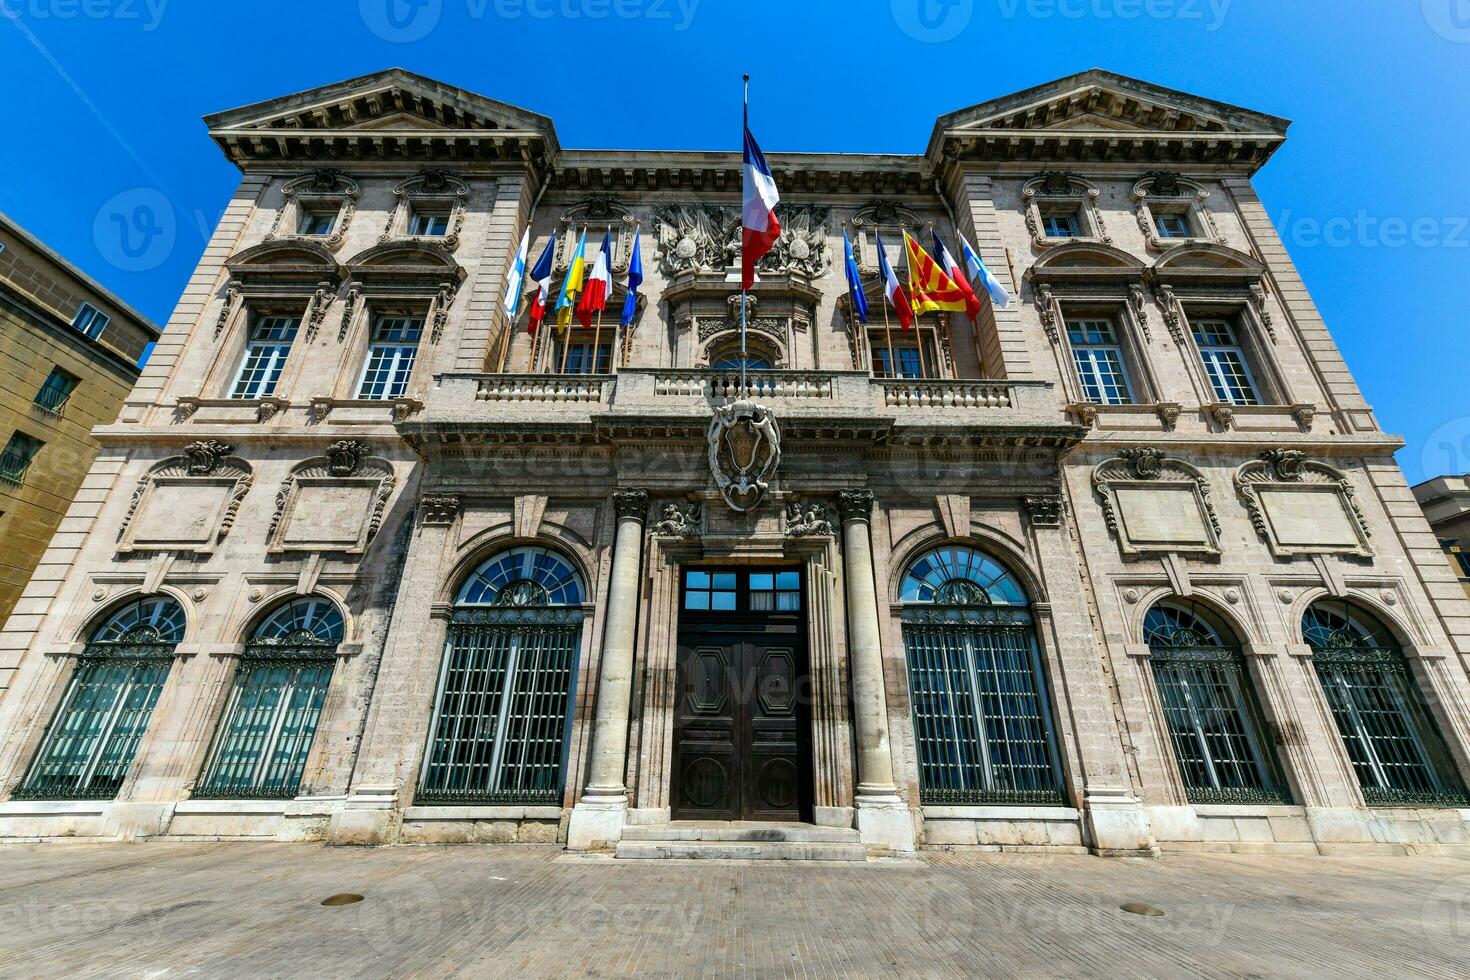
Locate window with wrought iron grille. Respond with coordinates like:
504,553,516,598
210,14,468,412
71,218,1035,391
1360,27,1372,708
195,597,343,800
1303,600,1468,807
356,316,424,400
1068,317,1134,405
1193,318,1261,406
0,430,43,487
1144,601,1289,804
900,545,1065,805
33,368,78,416
230,314,300,400
418,547,584,805
15,596,184,800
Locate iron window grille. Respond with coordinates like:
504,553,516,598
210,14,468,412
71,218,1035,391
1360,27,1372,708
1144,603,1290,805
33,369,78,416
0,432,43,487
418,547,584,806
356,316,424,400
900,546,1066,806
1304,602,1468,808
194,597,344,800
15,597,184,801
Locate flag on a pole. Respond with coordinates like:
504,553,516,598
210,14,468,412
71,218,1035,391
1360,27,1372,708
621,228,643,327
903,231,970,316
576,229,613,328
960,233,1011,308
555,229,587,331
526,232,557,334
874,231,913,330
931,230,982,321
741,115,781,290
503,227,530,316
843,229,868,324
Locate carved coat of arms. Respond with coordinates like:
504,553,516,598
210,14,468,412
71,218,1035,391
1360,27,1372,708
707,399,781,512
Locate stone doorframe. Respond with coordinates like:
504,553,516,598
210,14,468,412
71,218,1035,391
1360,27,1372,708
625,529,856,828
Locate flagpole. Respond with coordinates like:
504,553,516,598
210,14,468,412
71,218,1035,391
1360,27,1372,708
559,224,586,374
879,228,897,379
615,221,639,371
740,73,750,395
590,225,610,374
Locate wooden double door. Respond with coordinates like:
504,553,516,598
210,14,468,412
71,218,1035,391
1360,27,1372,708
672,568,812,822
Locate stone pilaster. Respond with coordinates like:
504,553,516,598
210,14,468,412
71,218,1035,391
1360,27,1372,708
836,489,915,853
567,488,648,850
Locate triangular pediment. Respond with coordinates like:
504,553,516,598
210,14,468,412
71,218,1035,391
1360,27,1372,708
936,69,1288,137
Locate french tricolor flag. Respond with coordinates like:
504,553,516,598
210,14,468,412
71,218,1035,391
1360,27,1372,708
741,120,780,290
874,231,913,331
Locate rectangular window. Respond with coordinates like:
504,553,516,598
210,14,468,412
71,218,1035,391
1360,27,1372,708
71,303,110,340
1068,318,1134,405
748,571,801,612
872,342,924,379
1443,541,1470,581
1041,210,1081,238
230,315,300,400
33,368,78,415
557,340,612,376
356,316,424,400
297,208,337,236
0,431,43,486
1154,212,1193,238
684,570,738,611
1194,318,1261,406
410,209,450,237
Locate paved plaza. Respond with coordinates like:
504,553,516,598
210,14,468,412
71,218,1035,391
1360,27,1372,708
1,844,1468,978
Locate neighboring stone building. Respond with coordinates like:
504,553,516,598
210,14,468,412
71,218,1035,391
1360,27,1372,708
0,212,159,630
1412,474,1470,600
1,68,1468,857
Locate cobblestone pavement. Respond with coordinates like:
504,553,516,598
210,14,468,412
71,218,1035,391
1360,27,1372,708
2,843,1469,978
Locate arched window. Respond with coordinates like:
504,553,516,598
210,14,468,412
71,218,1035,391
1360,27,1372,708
899,545,1064,805
1144,601,1288,804
1304,600,1467,807
195,596,344,799
419,546,585,805
16,596,184,800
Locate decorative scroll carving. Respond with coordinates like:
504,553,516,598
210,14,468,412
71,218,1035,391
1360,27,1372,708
653,203,738,276
1034,283,1062,344
1235,451,1372,558
1128,283,1152,342
1156,402,1182,431
326,440,370,477
1248,283,1277,343
1292,406,1316,433
651,501,703,538
1210,405,1235,432
382,171,471,251
118,444,253,553
558,197,638,273
850,200,924,231
268,448,396,553
214,282,241,340
1023,495,1063,528
698,295,787,345
1131,172,1225,252
784,500,833,538
708,400,781,512
338,284,361,342
1155,283,1186,343
304,281,334,342
1022,173,1110,249
266,170,360,251
418,493,461,526
1093,448,1221,557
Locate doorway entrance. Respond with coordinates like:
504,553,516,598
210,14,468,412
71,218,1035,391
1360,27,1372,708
672,567,812,822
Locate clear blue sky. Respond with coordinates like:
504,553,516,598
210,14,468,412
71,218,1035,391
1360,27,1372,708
3,0,1467,482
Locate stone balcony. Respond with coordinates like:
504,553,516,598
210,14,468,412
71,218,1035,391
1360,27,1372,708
402,369,1080,451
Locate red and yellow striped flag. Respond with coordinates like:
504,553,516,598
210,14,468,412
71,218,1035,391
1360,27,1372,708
903,231,970,315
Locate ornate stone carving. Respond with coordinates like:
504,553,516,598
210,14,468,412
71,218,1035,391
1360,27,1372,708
557,197,637,272
1128,283,1152,342
256,400,283,423
214,282,241,339
118,446,254,553
1130,172,1225,252
784,500,833,538
1034,283,1062,344
612,488,650,522
1235,452,1372,558
1248,283,1276,342
835,488,874,522
1092,449,1221,557
651,501,703,538
1023,495,1064,528
267,170,360,251
268,449,396,553
1210,405,1235,432
418,493,461,526
183,440,234,476
1022,173,1109,249
1155,283,1186,343
326,440,370,477
338,284,361,342
1292,405,1316,433
1156,403,1182,431
850,200,924,232
304,280,334,342
708,401,781,512
762,205,831,280
1120,446,1166,479
430,280,457,344
382,171,471,251
653,203,737,276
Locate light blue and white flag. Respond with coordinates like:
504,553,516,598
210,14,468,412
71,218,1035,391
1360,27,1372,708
502,226,530,315
959,233,1011,309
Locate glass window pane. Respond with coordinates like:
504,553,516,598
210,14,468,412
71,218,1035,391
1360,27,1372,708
749,574,774,591
686,571,710,589
712,573,736,590
776,572,799,590
685,591,710,611
711,591,736,611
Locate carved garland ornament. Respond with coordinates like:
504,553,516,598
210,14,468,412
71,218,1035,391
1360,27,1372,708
1092,447,1222,557
265,170,361,251
267,441,395,549
708,399,781,512
118,441,254,548
1130,172,1225,252
382,171,471,252
1022,172,1110,250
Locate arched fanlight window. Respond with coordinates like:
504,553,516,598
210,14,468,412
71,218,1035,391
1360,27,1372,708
1303,600,1467,807
419,546,585,805
16,596,184,800
195,596,344,799
899,545,1064,805
1144,601,1288,804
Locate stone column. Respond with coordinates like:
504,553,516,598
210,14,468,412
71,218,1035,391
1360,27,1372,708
567,488,648,850
836,489,915,852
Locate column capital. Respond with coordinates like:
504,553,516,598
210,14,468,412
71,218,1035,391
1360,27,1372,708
611,488,649,522
1023,494,1064,528
836,488,875,523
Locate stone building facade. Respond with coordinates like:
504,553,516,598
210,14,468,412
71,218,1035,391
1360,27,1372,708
1,68,1468,856
0,212,159,629
1413,474,1470,601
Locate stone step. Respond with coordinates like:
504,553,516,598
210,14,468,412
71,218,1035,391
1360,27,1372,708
621,821,861,844
614,839,869,862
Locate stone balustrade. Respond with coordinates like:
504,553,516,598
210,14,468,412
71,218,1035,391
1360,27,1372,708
877,380,1016,409
475,374,608,404
652,370,836,402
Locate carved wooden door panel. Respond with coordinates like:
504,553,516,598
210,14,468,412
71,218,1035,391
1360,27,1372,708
672,636,739,820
